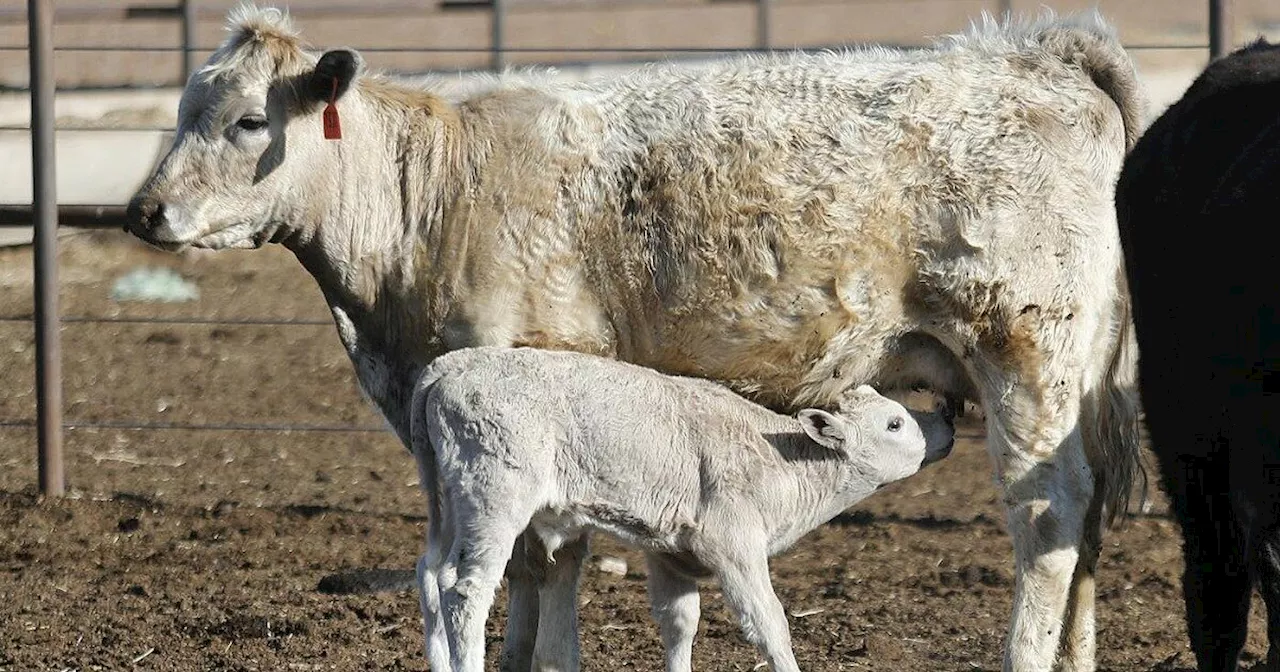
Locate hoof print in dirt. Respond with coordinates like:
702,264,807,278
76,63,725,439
316,568,416,595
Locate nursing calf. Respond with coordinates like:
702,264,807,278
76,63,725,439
1116,38,1280,672
411,347,955,672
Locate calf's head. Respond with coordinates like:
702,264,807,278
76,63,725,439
126,7,363,251
797,384,955,483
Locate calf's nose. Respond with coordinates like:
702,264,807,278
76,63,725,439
922,434,954,467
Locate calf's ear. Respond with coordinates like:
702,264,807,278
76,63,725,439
309,48,362,103
798,409,848,455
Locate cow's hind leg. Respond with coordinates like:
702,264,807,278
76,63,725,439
1058,476,1105,672
1241,418,1280,669
989,419,1093,672
1170,453,1251,672
975,354,1097,672
1257,521,1280,670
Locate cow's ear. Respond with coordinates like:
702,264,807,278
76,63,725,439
798,409,848,456
309,48,362,103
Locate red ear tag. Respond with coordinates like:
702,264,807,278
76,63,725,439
323,76,342,140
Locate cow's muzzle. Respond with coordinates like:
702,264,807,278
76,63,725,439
124,195,165,239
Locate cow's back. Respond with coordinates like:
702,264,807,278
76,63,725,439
542,18,1139,408
1117,39,1280,456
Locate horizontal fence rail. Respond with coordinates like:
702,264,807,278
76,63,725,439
0,0,771,24
0,315,333,326
0,419,389,433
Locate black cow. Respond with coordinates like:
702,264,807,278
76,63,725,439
1116,39,1280,672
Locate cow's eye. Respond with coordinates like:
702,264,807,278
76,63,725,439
887,417,903,432
236,115,268,132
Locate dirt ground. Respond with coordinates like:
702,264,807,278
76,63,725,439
0,231,1271,671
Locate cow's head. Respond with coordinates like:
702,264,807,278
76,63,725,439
126,5,363,250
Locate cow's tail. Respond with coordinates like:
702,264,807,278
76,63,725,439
1037,12,1148,523
1021,10,1149,151
1084,281,1147,527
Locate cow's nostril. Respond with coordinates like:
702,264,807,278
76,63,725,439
125,196,165,233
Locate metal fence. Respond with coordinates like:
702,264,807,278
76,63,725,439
9,0,1239,496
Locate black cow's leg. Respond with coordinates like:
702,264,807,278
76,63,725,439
1167,452,1251,672
1241,391,1280,670
1245,457,1280,669
1255,522,1280,670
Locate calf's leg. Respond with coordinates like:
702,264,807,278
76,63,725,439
417,552,451,671
713,551,799,672
531,534,590,672
441,520,526,672
501,534,541,671
646,553,701,672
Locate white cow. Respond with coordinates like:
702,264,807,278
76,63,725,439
412,346,956,672
125,5,1145,671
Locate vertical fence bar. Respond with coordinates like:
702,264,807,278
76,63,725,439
27,0,64,497
757,0,772,50
491,0,506,71
1209,0,1231,60
180,0,196,84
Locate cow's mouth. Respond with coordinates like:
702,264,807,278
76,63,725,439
190,225,282,250
123,213,253,252
124,226,190,253
187,221,269,250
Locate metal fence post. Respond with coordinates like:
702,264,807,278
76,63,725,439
1209,0,1231,60
491,0,506,72
757,0,772,50
27,0,64,497
180,0,196,83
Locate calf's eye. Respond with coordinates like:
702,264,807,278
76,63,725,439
236,115,269,132
887,417,903,432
